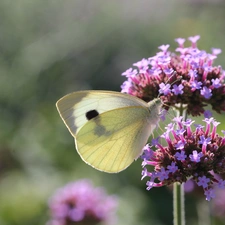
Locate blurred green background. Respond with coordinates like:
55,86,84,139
1,0,225,225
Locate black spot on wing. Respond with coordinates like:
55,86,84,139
86,109,112,137
86,110,99,120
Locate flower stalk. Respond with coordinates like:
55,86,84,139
173,183,185,225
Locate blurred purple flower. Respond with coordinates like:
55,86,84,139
212,188,225,219
188,35,200,48
47,179,118,225
184,180,195,193
204,110,212,118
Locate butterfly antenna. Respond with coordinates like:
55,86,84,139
169,72,182,86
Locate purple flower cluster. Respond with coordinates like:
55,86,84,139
121,35,225,116
141,116,225,201
47,179,117,225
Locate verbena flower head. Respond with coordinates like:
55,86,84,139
47,179,118,225
141,117,225,201
121,35,225,116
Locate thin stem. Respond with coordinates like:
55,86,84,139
173,105,186,225
173,183,185,225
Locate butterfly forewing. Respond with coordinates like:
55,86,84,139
75,106,155,173
56,91,148,137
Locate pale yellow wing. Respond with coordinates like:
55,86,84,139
56,90,148,137
75,106,158,173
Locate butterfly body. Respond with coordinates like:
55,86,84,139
56,90,162,173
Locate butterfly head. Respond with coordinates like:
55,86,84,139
147,98,163,117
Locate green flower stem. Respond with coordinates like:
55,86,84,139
173,183,185,225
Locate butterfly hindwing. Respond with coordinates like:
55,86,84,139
75,106,155,173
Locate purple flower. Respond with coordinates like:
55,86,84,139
204,188,215,201
188,70,198,80
204,110,212,118
198,135,211,145
175,140,186,150
121,68,137,77
175,38,186,47
175,151,187,161
141,145,155,160
212,48,222,55
172,84,184,95
197,176,210,188
167,162,178,173
133,58,149,69
159,83,171,95
146,180,155,190
203,117,215,124
175,128,185,136
157,55,171,66
198,135,211,154
188,35,200,43
173,116,183,124
212,78,222,88
200,86,212,99
158,44,170,52
163,67,174,75
194,124,204,130
188,35,200,48
190,80,202,90
151,137,160,146
218,179,225,189
47,180,118,225
182,118,194,127
120,81,132,93
158,168,170,181
165,123,175,132
189,150,203,162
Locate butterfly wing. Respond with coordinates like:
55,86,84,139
56,90,148,137
75,106,158,173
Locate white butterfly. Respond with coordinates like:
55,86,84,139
56,90,162,173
